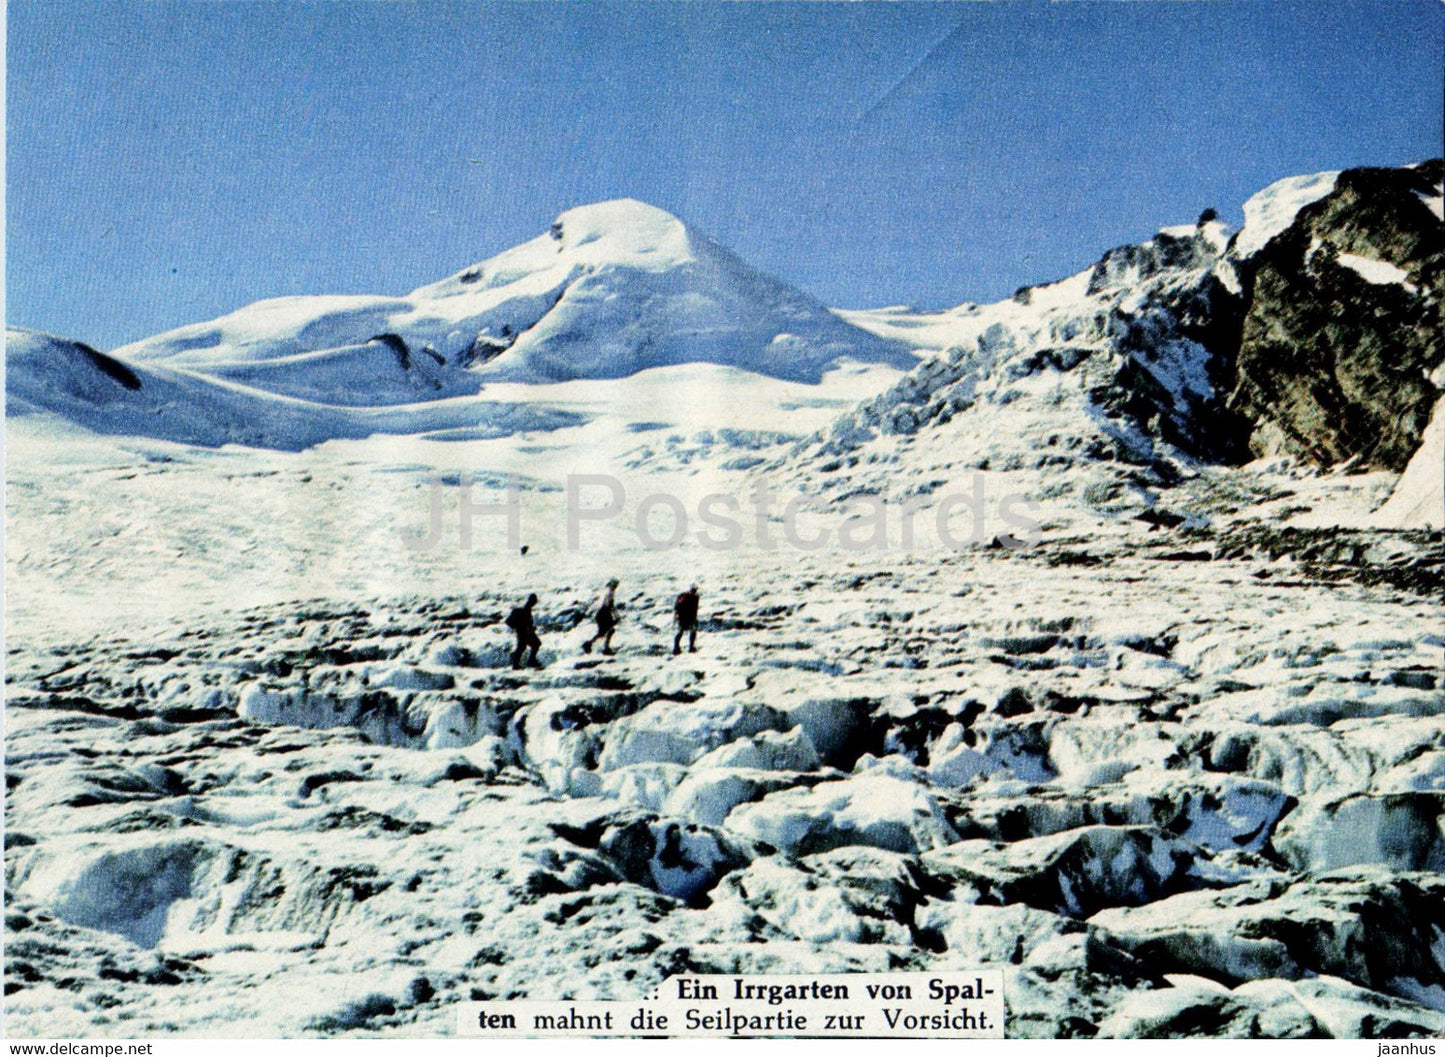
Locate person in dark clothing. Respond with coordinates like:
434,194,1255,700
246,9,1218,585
582,578,620,655
673,584,700,655
506,593,542,669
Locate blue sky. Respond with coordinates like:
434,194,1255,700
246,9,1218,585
7,1,1443,350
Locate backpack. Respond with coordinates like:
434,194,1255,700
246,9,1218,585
505,607,526,631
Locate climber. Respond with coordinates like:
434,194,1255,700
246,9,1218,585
673,584,700,656
506,593,542,669
582,577,620,655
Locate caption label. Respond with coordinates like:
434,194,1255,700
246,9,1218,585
457,971,1004,1038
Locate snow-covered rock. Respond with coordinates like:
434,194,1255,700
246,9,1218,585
723,774,957,855
1233,171,1341,259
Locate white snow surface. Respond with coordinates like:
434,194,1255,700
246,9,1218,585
1337,252,1413,288
6,326,905,454
7,487,1442,1035
110,198,915,387
1234,171,1340,259
1372,396,1444,529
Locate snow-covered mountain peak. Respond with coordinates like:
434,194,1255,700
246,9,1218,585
89,194,914,395
413,198,696,303
1233,170,1340,259
549,198,694,263
12,197,916,447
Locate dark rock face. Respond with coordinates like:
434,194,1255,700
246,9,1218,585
1227,162,1443,471
1099,248,1253,463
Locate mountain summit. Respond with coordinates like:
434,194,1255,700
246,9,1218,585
112,198,915,388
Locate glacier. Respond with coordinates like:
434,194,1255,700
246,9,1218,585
5,163,1443,1039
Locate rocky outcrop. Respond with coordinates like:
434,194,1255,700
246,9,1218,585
799,161,1443,508
798,219,1250,472
1227,162,1444,471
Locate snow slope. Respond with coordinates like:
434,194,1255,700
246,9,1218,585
1232,171,1340,259
5,329,584,451
115,199,916,386
1372,397,1444,529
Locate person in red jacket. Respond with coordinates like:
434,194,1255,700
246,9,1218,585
673,584,700,656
